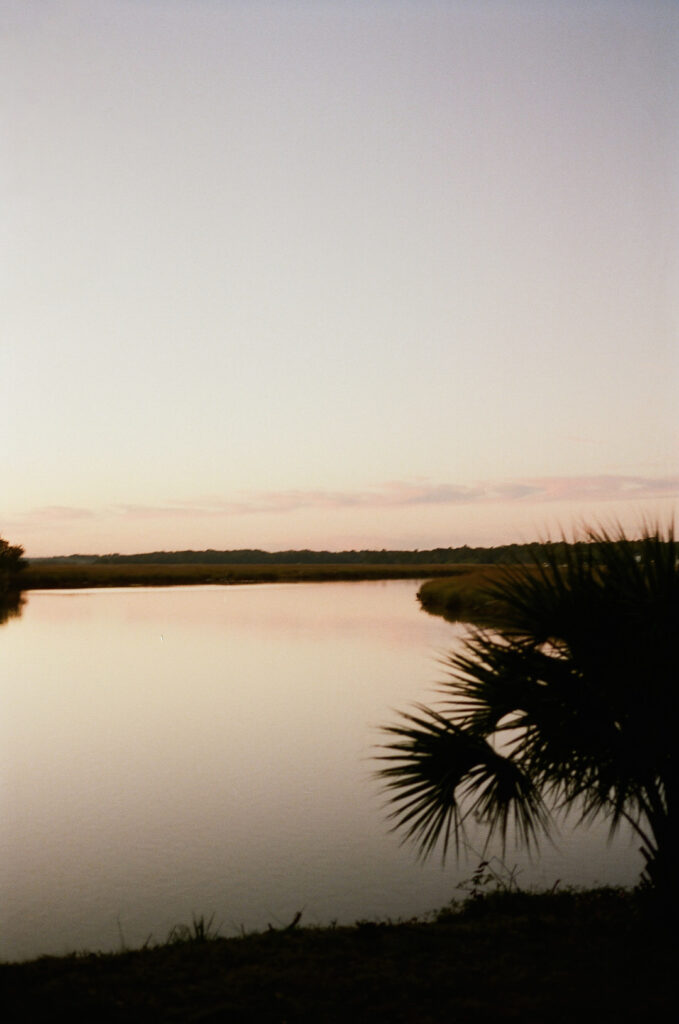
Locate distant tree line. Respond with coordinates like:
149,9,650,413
29,539,656,567
95,546,543,565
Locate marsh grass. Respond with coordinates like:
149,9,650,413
20,562,464,590
416,565,510,624
166,913,220,945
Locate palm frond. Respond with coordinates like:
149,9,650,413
377,705,548,860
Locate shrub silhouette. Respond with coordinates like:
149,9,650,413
379,525,678,897
0,536,25,594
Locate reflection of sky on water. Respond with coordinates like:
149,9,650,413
0,583,640,961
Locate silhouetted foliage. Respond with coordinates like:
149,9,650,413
0,536,26,593
379,525,679,898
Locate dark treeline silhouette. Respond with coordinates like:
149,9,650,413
28,539,659,567
94,546,536,565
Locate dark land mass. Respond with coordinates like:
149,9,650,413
20,561,473,590
2,890,673,1022
416,567,512,624
28,539,626,567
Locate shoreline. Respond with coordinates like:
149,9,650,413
2,889,673,1020
416,566,509,624
18,562,471,591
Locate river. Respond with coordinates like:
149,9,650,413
0,581,641,961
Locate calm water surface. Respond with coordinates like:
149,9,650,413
1,581,641,961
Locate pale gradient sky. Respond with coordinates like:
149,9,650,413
3,0,678,556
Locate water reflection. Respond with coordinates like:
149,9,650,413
0,590,24,626
0,582,641,962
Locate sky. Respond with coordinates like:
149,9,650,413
3,0,678,556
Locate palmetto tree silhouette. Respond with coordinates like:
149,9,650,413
378,525,678,896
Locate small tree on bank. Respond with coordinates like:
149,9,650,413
0,536,26,593
378,525,678,898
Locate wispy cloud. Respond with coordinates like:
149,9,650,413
521,475,679,502
110,475,679,519
13,474,678,527
25,505,97,521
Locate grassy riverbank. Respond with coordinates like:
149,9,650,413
19,560,518,633
20,562,466,590
416,565,509,623
1,889,672,1022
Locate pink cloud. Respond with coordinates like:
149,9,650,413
113,475,679,518
15,474,678,528
522,475,679,503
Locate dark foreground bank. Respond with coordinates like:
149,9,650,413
1,890,674,1022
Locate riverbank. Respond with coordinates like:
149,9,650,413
19,562,469,590
1,889,672,1021
416,565,509,623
